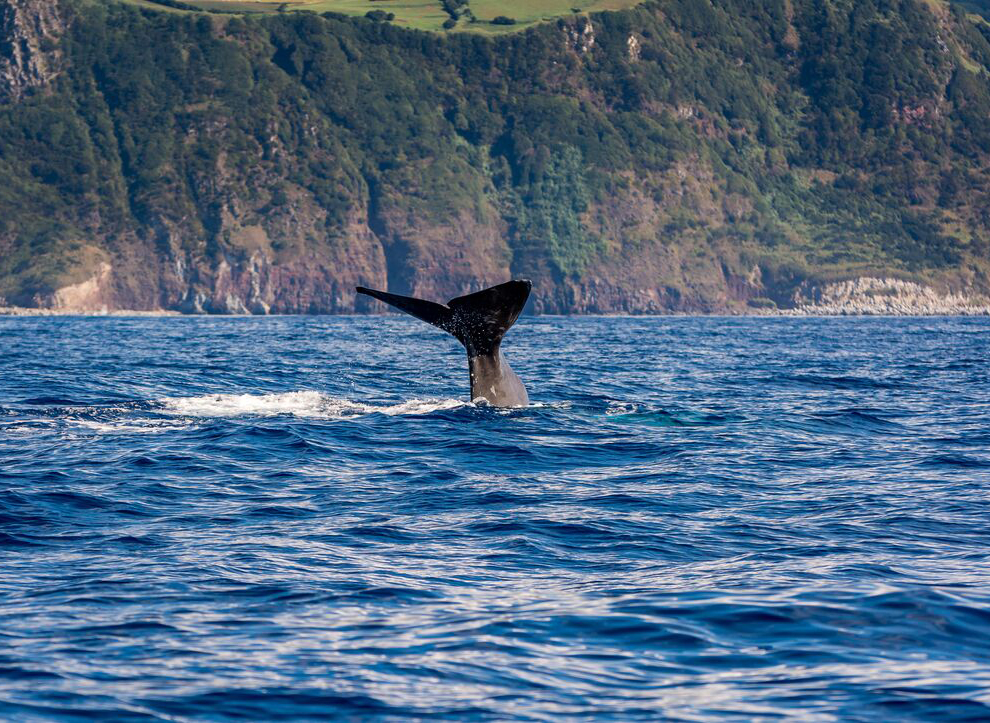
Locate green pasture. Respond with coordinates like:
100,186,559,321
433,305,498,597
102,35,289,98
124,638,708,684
301,0,448,31
118,0,194,12
468,0,643,32
116,0,644,32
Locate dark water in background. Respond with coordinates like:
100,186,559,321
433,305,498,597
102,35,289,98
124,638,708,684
1,315,989,721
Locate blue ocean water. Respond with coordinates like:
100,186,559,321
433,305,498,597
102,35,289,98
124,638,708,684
1,315,989,721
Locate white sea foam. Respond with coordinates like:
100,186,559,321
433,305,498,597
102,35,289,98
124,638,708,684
159,391,470,419
2,424,53,435
69,419,190,434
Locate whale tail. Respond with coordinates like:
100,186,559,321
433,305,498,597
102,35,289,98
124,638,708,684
356,280,531,356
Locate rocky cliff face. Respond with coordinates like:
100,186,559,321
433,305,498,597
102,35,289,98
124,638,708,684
786,277,990,315
0,0,63,102
2,0,990,314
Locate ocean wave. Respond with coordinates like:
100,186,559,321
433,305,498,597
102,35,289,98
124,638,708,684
159,391,470,419
3,316,990,719
68,419,191,434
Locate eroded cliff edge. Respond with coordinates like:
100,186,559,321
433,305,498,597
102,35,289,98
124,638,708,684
2,0,990,314
0,0,63,102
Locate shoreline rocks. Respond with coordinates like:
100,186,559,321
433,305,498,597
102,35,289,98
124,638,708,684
0,307,183,316
782,277,990,316
4,280,990,318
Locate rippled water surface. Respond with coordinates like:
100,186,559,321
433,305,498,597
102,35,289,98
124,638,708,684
2,315,990,720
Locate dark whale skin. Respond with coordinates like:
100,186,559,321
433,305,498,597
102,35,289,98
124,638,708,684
356,280,531,407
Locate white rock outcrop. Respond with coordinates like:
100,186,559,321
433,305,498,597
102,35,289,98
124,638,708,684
788,277,990,315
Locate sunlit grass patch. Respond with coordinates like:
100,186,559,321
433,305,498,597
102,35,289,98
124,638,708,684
115,0,644,33
469,0,640,26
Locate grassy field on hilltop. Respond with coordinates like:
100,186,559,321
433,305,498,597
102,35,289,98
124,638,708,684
297,0,446,30
118,0,194,12
118,0,644,31
469,0,639,24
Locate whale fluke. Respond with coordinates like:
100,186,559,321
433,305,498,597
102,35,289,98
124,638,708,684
355,286,451,328
356,280,532,407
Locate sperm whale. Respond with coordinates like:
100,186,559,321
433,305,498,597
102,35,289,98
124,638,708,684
356,280,532,407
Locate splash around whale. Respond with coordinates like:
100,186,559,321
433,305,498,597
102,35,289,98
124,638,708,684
356,280,532,408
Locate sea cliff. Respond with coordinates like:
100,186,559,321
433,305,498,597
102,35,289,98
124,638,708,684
2,0,990,314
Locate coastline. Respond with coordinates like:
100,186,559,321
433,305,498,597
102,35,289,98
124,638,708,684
5,276,989,318
3,308,989,318
0,307,184,317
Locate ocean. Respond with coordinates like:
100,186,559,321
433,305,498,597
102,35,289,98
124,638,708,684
1,315,989,720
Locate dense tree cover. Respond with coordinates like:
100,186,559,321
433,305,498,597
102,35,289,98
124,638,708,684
2,0,990,305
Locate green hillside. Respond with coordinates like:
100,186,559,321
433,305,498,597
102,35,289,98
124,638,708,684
1,0,990,313
119,0,646,33
955,0,990,18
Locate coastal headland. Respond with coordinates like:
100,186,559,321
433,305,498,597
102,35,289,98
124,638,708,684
2,0,990,314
